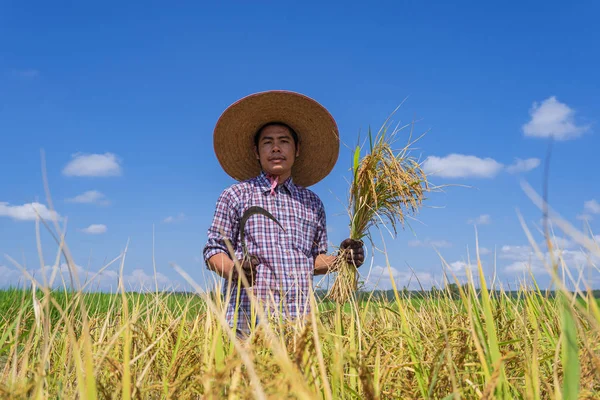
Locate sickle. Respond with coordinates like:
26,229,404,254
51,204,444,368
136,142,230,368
240,206,285,260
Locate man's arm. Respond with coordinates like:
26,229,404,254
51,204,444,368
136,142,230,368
311,197,333,275
203,189,240,276
207,253,235,279
314,254,337,275
314,239,366,275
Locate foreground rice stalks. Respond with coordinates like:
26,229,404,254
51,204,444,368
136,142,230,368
1,233,599,399
1,174,599,398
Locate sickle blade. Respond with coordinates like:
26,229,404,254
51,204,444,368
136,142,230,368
240,206,285,256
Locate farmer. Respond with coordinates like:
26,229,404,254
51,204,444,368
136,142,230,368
203,90,364,335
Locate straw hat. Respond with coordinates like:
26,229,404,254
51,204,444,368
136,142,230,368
213,90,340,188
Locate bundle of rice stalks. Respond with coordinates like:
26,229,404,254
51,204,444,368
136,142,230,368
327,113,431,303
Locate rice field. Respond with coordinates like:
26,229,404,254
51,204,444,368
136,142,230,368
1,232,599,399
1,140,599,398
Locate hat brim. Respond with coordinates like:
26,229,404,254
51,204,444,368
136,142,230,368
213,90,340,188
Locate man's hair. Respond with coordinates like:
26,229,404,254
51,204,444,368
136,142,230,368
253,122,299,149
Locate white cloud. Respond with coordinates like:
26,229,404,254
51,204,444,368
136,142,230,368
125,269,173,291
479,247,492,255
66,190,110,206
64,265,175,291
80,224,107,234
549,237,576,250
505,261,544,274
62,153,122,177
448,261,472,274
408,239,452,248
0,202,61,221
0,263,183,292
506,158,541,174
522,96,590,141
468,214,491,225
0,265,21,283
500,245,534,261
501,241,600,278
423,154,504,178
164,213,186,224
560,249,598,266
584,200,600,214
363,265,437,290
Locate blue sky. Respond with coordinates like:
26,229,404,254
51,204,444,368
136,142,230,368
1,1,599,292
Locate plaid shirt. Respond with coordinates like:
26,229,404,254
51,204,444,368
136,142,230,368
203,171,328,331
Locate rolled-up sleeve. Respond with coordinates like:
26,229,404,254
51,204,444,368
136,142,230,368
311,200,329,259
203,189,240,265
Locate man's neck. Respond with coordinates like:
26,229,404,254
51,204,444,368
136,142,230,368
265,171,291,184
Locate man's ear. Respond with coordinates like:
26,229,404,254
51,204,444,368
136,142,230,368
254,146,260,160
295,142,300,158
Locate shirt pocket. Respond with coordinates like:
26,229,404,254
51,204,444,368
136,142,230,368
291,214,319,258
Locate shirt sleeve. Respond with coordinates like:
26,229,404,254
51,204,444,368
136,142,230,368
311,199,329,258
203,189,240,265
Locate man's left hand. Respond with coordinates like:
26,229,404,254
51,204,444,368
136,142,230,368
339,238,365,268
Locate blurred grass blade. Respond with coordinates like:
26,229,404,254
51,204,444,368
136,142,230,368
352,145,360,184
560,295,580,400
475,240,507,398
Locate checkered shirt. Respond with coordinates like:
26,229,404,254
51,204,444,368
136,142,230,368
203,171,328,331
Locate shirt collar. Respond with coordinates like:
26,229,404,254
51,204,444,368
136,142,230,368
256,171,297,196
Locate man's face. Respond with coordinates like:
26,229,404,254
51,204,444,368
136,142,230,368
254,124,300,179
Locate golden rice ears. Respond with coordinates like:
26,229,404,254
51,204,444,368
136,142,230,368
328,116,431,303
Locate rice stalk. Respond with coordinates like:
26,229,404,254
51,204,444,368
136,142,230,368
328,112,431,303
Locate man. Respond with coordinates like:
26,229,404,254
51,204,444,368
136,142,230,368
203,90,364,335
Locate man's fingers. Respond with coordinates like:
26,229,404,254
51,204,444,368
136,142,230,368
341,238,364,249
343,250,365,266
344,248,364,258
350,242,364,250
340,238,353,248
339,239,365,267
239,255,259,271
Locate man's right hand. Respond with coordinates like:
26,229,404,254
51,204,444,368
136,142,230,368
232,255,260,287
207,253,259,287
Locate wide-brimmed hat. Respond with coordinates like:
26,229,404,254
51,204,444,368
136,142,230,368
213,90,340,188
